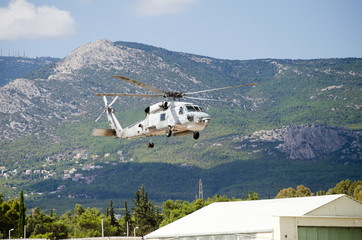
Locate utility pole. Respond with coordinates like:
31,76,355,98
101,219,104,240
9,229,14,240
199,179,203,200
134,226,139,237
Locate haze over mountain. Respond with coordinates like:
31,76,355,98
0,39,361,212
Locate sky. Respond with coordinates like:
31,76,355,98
0,0,361,60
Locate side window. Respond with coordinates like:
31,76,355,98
160,113,166,121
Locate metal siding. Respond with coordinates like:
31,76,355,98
306,227,318,240
317,228,329,240
298,227,362,240
351,228,362,240
329,227,341,240
298,227,306,240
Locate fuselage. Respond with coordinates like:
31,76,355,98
121,101,210,139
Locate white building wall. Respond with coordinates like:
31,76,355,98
273,216,297,240
307,197,362,217
273,216,362,240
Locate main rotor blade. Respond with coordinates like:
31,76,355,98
114,75,166,94
184,96,232,102
184,82,258,95
96,93,162,98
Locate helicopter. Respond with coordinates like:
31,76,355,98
92,75,257,148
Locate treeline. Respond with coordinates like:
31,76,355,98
1,180,361,239
275,179,362,200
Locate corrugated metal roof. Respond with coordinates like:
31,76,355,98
145,194,346,239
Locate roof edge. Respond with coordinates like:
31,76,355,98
145,229,272,239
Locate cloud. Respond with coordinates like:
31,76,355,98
132,0,198,17
0,0,76,40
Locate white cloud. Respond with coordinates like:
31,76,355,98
0,0,77,40
132,0,198,17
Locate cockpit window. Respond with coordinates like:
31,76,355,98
185,105,204,112
186,106,195,112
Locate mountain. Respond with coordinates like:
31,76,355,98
234,124,361,160
0,56,59,87
0,39,361,213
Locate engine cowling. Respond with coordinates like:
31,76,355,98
145,102,169,114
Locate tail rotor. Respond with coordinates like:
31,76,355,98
95,96,118,122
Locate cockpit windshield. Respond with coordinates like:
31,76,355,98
185,105,204,112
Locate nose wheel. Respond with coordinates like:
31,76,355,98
193,131,200,140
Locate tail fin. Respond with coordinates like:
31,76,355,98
94,96,123,137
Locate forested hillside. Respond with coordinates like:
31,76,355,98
0,56,59,86
0,39,361,213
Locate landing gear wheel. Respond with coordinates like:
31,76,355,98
165,128,172,137
147,142,154,148
193,131,200,140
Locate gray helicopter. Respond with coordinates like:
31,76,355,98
93,75,257,148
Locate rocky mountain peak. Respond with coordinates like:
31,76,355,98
52,39,144,75
0,78,42,114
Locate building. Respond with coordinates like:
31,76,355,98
145,194,362,240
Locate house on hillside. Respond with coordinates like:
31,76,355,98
145,194,362,240
0,166,6,175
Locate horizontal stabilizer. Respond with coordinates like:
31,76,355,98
92,128,117,137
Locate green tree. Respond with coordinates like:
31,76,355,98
244,192,260,200
132,185,163,236
326,179,362,200
59,211,75,237
26,207,48,235
316,189,326,196
18,189,26,238
275,187,297,198
74,204,85,218
353,185,362,201
0,198,20,238
73,207,102,237
119,201,133,235
73,207,117,238
275,185,313,198
160,200,195,227
109,199,117,227
295,185,314,197
326,179,352,195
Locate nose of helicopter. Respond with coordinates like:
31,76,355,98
195,113,211,126
203,118,210,125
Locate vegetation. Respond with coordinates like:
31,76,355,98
18,190,26,238
1,180,360,239
275,180,362,201
0,56,59,86
1,155,361,214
